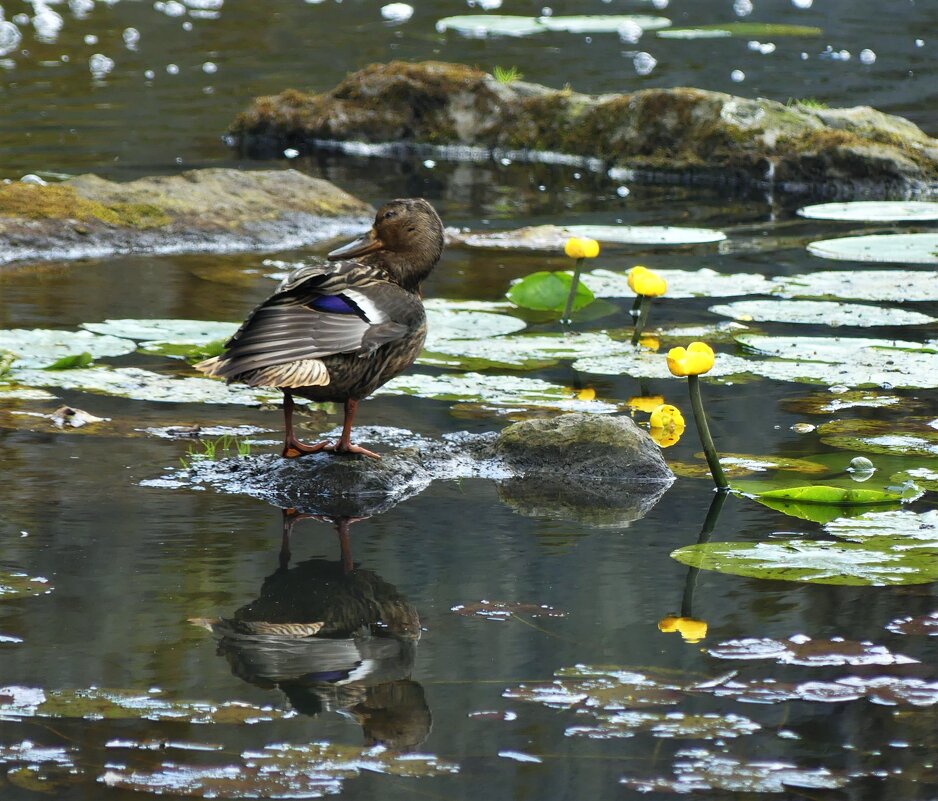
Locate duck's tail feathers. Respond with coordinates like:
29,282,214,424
194,355,224,376
195,355,330,389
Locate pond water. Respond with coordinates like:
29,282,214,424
1,0,937,799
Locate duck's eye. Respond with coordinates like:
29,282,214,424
383,210,396,220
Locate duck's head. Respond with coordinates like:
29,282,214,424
328,198,444,292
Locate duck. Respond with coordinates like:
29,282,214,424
195,198,444,460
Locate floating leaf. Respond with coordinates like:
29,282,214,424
752,497,899,525
0,329,135,369
672,538,938,585
818,417,938,457
807,233,938,265
435,14,670,37
451,224,725,251
82,318,238,345
538,15,672,33
669,454,827,480
7,366,287,406
621,749,847,794
567,711,760,740
658,22,822,38
0,573,52,600
101,741,458,797
424,305,527,343
708,635,917,666
753,485,914,506
773,270,938,302
505,667,684,711
823,508,938,546
782,389,909,415
697,675,938,707
583,267,772,300
0,685,289,724
451,600,565,620
43,351,93,370
712,299,935,327
507,271,595,312
886,611,938,637
420,331,617,372
798,201,938,222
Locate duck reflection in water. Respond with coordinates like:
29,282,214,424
191,509,429,750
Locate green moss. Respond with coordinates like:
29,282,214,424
0,183,172,228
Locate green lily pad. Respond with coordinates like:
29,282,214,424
450,224,725,251
421,332,619,372
141,339,227,362
435,14,671,37
712,299,935,327
671,538,938,585
7,366,286,406
657,22,823,39
773,270,938,302
0,573,52,600
890,466,938,492
376,371,621,412
823,509,938,546
754,485,914,506
43,352,93,370
583,268,773,299
573,349,753,381
507,270,595,312
818,417,938,457
670,454,827,480
505,666,684,710
807,233,938,265
82,319,238,345
101,741,458,797
0,329,135,369
425,306,527,343
886,611,938,636
621,750,847,794
782,389,910,415
0,685,289,724
751,497,900,525
798,201,938,222
707,635,916,666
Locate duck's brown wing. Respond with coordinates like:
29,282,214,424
196,262,421,386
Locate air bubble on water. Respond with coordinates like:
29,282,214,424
616,186,630,197
283,148,299,159
499,157,511,166
914,38,923,48
68,0,95,18
155,0,187,16
144,68,155,79
423,159,436,168
731,69,745,82
184,0,223,8
733,0,752,17
838,49,851,60
32,4,64,43
84,33,98,44
201,60,216,73
791,0,812,7
380,2,413,21
122,27,141,49
652,0,668,8
859,48,875,64
12,12,29,25
182,20,192,30
633,51,657,76
89,52,115,79
800,51,809,59
479,0,502,8
540,6,552,16
175,156,183,164
618,20,643,44
166,62,179,74
0,20,21,57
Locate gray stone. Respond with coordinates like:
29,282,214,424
230,61,938,197
0,168,373,266
495,413,675,483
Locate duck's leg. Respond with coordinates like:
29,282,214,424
326,399,381,460
281,390,329,458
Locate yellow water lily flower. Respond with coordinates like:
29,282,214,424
667,341,715,377
658,615,708,643
564,237,600,260
627,395,666,413
649,404,685,430
627,265,667,297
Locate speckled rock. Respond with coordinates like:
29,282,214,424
0,168,373,266
230,61,938,197
495,413,674,483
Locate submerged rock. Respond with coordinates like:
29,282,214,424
174,416,673,524
231,61,938,197
0,168,373,266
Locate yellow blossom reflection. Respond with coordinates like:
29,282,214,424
627,395,665,414
658,615,708,643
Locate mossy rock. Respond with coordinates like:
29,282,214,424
0,168,373,266
230,61,938,196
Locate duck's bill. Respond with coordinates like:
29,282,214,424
327,229,384,260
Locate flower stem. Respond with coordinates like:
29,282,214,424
561,258,584,324
631,295,651,345
687,375,728,491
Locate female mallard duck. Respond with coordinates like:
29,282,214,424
196,198,444,459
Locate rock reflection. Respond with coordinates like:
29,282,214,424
200,510,430,750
